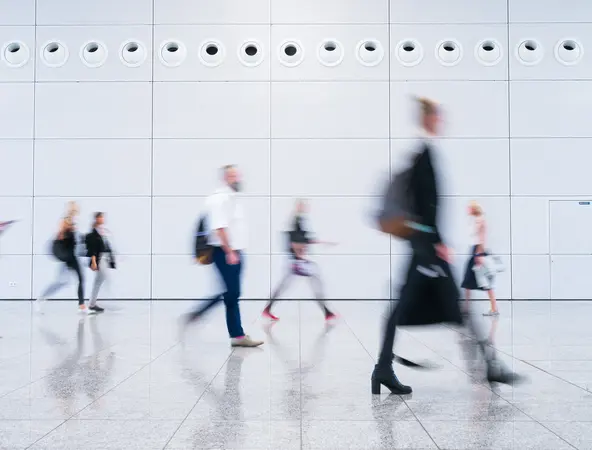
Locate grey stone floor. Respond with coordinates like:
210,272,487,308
0,299,591,449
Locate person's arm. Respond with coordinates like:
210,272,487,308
57,218,70,240
414,148,442,244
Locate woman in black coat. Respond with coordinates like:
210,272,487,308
86,212,115,314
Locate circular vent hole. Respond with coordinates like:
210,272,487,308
7,43,20,53
443,43,456,52
166,43,178,53
284,45,297,56
126,43,138,53
324,42,336,52
47,43,59,53
87,43,98,53
482,41,495,52
365,43,376,52
403,43,415,52
525,41,537,51
206,45,218,56
245,45,257,56
563,41,576,51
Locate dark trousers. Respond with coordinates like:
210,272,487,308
378,254,493,368
189,247,245,338
41,257,85,305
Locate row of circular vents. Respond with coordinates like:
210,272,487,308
0,37,584,69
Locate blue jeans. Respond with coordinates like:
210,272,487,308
189,247,245,338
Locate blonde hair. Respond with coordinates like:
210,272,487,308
469,201,483,216
416,97,439,121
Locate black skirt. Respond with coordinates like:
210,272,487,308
461,245,489,291
394,252,463,327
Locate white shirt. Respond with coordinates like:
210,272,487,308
206,186,247,251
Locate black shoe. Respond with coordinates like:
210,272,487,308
89,305,105,314
371,364,412,395
486,362,523,386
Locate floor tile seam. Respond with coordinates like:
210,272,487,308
0,335,139,400
338,310,441,449
24,340,181,450
160,347,240,450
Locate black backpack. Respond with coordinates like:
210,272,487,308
194,215,213,265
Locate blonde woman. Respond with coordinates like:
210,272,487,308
461,201,499,316
36,201,86,312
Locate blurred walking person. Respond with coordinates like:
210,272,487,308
372,98,520,395
461,201,501,316
182,165,263,348
85,212,116,314
262,199,337,321
36,201,86,313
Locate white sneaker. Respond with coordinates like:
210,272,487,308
230,335,264,348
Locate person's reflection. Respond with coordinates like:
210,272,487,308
371,394,409,446
179,348,251,448
40,316,114,415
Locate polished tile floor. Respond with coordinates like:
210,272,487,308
1,299,591,449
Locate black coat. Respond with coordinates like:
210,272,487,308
86,228,115,268
395,142,463,326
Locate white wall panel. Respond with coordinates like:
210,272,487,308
152,254,271,299
272,82,389,138
153,139,270,196
35,82,152,138
154,0,270,25
33,197,151,255
271,255,390,299
391,81,509,138
391,0,507,24
273,0,388,24
0,83,33,138
0,26,35,81
0,140,33,196
152,196,271,255
439,196,511,255
0,0,35,25
271,25,389,81
510,81,592,138
36,26,152,82
510,0,592,23
511,139,592,196
270,197,389,255
390,24,508,81
550,200,592,255
154,25,269,81
511,197,549,255
512,255,550,300
271,139,389,196
32,254,151,300
0,256,31,299
34,140,151,197
509,24,592,80
551,256,592,300
153,82,270,138
36,0,153,25
0,197,32,254
391,139,510,196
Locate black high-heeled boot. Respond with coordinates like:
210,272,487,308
486,361,523,386
371,364,413,395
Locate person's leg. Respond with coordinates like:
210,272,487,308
39,264,70,299
306,262,334,318
220,252,245,339
89,268,104,308
264,268,294,316
487,289,499,314
464,289,471,310
69,258,85,306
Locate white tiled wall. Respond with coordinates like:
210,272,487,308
0,0,590,300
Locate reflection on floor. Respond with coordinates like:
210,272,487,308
0,300,591,449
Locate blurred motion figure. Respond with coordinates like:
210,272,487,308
262,199,337,321
372,98,521,395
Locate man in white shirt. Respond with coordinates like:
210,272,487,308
183,165,263,348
